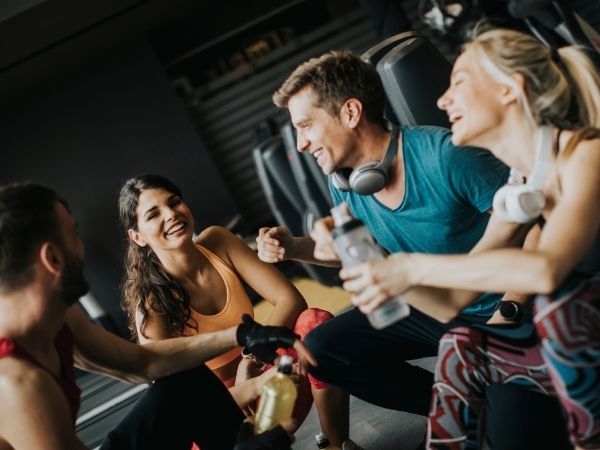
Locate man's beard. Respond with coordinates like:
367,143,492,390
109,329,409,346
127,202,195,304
58,250,89,307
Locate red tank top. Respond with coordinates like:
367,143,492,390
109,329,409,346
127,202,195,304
0,325,81,424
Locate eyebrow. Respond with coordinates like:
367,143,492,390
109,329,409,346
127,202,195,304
143,205,158,218
450,69,466,79
142,194,178,218
293,119,309,128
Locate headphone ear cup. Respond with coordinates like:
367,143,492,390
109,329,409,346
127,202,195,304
331,170,351,192
494,184,546,223
348,163,387,196
506,185,545,223
492,185,514,222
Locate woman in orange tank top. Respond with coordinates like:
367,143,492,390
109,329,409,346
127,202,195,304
118,174,346,444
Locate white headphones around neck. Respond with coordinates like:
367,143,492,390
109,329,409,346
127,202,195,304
492,126,553,224
331,126,399,196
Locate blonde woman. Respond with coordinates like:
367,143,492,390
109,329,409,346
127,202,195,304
339,28,600,449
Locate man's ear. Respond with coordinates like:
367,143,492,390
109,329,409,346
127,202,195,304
500,73,525,106
128,229,147,247
39,242,63,277
340,98,363,129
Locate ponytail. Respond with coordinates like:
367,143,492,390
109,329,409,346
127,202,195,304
558,46,600,128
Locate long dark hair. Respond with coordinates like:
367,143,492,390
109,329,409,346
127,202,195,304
119,174,197,340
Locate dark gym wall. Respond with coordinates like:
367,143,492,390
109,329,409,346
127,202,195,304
0,12,238,336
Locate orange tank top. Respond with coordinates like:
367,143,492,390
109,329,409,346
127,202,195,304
183,244,254,371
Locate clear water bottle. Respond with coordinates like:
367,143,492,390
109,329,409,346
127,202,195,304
331,203,410,329
254,355,297,434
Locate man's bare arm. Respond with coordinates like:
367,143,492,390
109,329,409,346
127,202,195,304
66,306,238,383
0,360,88,450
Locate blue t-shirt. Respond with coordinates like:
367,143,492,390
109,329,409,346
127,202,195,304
329,126,509,316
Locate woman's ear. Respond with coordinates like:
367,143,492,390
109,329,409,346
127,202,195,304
500,73,525,106
128,229,147,247
340,98,363,128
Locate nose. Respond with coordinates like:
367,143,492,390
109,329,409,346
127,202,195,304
437,88,451,111
164,206,178,222
296,131,309,152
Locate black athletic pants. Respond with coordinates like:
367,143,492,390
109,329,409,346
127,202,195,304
305,306,572,450
100,365,244,450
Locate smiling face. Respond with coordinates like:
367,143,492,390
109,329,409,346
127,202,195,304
437,48,509,148
288,87,357,174
128,188,194,252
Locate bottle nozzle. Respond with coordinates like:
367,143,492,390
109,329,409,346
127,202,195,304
278,355,294,374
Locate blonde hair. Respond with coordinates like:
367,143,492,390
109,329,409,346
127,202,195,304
466,26,600,129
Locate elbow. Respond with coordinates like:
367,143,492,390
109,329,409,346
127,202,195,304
537,273,557,295
134,348,165,383
535,257,563,294
289,293,308,314
437,302,463,324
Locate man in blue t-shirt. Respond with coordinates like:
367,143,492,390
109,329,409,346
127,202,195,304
257,51,570,450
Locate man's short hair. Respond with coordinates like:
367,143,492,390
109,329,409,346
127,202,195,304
273,50,386,125
0,182,62,292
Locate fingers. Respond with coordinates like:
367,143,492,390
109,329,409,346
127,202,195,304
310,217,334,244
295,352,312,377
257,227,286,263
310,216,339,261
339,264,364,281
352,286,391,314
288,362,304,385
293,340,317,371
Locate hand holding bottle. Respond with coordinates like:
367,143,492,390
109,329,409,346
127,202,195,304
254,355,298,435
309,215,340,263
340,252,413,314
331,203,410,329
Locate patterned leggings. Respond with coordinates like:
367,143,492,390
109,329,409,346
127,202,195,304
427,278,600,449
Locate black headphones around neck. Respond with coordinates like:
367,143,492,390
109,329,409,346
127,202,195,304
331,126,400,195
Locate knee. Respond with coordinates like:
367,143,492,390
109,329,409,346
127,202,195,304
293,307,334,339
434,327,479,382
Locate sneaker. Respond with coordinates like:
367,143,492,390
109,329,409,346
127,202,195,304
342,439,365,450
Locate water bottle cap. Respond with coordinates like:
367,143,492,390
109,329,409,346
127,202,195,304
279,355,293,370
280,354,293,366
